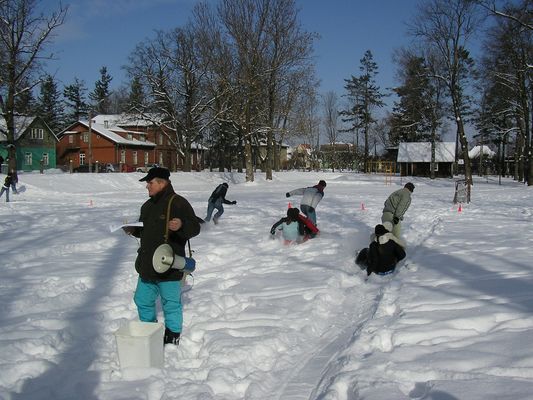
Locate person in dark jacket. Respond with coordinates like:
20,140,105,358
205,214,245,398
0,173,13,202
205,182,237,224
124,167,201,346
356,222,406,276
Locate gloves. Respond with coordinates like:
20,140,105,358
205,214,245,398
231,200,237,205
286,192,291,198
393,216,400,225
270,229,275,235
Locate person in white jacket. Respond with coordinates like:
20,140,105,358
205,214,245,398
286,180,326,225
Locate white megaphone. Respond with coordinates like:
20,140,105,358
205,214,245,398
152,244,187,274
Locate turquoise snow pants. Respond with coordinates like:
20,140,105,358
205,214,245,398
134,278,183,333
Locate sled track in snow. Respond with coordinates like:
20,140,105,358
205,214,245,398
273,288,385,400
273,214,444,400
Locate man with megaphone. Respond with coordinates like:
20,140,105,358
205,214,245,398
123,167,200,346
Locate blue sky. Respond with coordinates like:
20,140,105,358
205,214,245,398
41,0,419,106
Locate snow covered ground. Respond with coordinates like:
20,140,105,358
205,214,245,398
0,170,532,400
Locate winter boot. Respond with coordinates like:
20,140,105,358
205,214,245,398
164,328,181,346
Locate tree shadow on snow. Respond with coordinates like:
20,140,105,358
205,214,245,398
410,246,533,314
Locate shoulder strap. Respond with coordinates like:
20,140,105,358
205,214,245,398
164,194,177,243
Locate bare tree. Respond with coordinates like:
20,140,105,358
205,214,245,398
322,91,339,171
478,7,533,183
0,0,67,170
262,0,316,179
475,0,533,34
409,0,481,201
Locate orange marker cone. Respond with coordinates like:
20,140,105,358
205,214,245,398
458,203,462,212
89,199,93,207
288,202,292,209
361,202,365,210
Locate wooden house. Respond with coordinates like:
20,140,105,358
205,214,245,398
397,142,456,177
56,120,156,172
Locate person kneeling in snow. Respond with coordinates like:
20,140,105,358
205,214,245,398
356,221,406,276
270,207,306,245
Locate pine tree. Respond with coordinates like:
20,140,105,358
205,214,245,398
127,76,145,113
89,66,113,114
390,51,445,145
341,50,385,170
63,78,88,123
35,75,64,132
14,77,36,115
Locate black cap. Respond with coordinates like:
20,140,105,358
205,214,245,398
404,182,415,192
139,167,170,182
318,180,327,187
375,224,388,236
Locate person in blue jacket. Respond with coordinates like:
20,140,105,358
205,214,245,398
286,180,326,225
205,182,237,224
270,207,305,244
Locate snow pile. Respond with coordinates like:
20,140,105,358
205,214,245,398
0,171,532,399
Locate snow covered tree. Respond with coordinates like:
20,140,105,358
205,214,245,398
0,0,67,170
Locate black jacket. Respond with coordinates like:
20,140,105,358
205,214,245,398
3,175,13,188
367,233,406,275
132,183,200,282
209,184,233,205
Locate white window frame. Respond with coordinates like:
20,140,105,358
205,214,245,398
31,128,44,140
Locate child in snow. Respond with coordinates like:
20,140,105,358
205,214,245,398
356,221,406,276
205,182,237,224
0,173,13,202
270,207,305,245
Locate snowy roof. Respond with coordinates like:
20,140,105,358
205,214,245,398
0,115,38,141
469,145,495,158
0,115,59,142
92,113,162,128
60,121,156,148
397,142,456,163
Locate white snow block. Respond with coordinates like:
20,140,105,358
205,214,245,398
115,321,164,369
